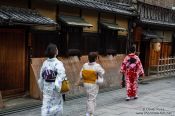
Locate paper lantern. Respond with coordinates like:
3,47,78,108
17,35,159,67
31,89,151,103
153,42,161,52
151,39,162,52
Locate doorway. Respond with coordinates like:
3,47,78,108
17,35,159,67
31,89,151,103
139,40,150,75
0,29,26,97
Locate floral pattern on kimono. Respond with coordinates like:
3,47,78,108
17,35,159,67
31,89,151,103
38,58,66,116
120,53,144,97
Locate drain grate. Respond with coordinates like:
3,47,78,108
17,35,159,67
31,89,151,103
0,102,41,116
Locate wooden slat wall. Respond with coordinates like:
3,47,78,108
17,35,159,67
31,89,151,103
0,29,25,96
30,55,125,99
150,43,161,66
133,27,143,42
161,42,172,58
31,31,59,58
150,42,172,66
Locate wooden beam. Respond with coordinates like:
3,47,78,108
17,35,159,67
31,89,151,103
28,0,31,9
98,12,101,33
56,5,59,23
0,91,5,109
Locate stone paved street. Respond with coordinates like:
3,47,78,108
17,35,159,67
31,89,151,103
5,77,175,116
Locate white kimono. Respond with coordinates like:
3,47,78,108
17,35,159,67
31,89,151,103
38,58,66,116
80,62,105,116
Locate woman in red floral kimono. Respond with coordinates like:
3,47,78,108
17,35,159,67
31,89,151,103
120,46,144,101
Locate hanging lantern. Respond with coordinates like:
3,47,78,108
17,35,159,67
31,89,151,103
151,39,162,52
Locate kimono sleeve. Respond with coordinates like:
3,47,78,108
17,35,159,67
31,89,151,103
80,64,85,79
120,56,129,73
136,57,144,76
38,63,45,92
96,64,105,78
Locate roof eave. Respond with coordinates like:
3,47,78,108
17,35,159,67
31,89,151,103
57,1,137,17
140,19,175,28
67,23,93,27
7,21,57,26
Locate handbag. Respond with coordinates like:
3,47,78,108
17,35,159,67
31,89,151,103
60,78,70,93
121,74,125,88
96,76,104,84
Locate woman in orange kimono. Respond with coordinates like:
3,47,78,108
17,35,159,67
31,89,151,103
120,46,144,101
77,52,105,116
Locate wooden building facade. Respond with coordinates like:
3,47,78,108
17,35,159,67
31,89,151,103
133,1,175,75
0,0,137,98
1,0,175,99
0,0,56,97
29,0,137,99
30,0,137,57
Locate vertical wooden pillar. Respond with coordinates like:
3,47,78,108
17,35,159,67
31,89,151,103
0,91,5,109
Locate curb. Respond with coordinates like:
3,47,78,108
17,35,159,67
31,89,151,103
139,73,175,84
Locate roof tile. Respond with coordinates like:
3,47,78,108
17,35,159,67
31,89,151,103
0,6,57,25
57,0,136,16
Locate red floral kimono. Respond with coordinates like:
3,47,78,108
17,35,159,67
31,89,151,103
120,53,144,98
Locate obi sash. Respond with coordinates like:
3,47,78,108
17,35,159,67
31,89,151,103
82,70,97,84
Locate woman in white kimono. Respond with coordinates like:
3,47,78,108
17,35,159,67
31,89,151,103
38,43,66,116
78,52,105,116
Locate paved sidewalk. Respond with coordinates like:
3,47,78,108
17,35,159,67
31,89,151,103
4,77,175,116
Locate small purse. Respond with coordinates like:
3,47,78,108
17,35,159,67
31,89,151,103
121,74,125,88
60,78,70,93
96,76,104,84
